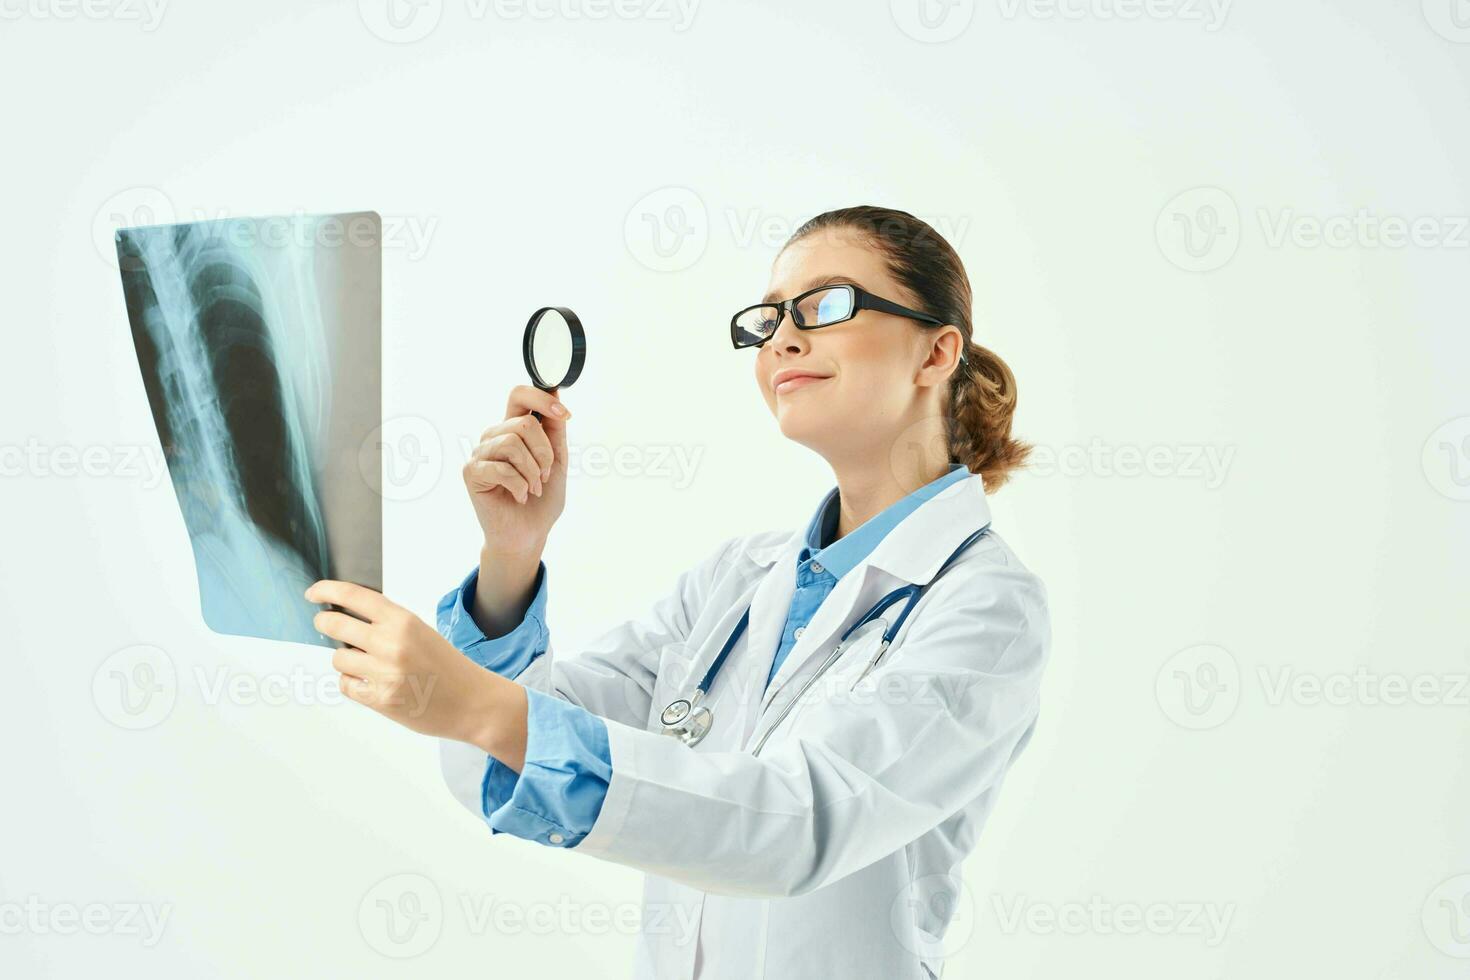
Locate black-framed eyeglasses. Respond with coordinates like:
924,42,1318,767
730,282,951,353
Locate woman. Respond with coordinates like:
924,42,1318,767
308,205,1050,979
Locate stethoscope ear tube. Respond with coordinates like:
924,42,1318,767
848,638,893,692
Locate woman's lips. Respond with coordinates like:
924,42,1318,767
775,375,831,395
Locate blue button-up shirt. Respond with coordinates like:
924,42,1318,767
436,463,972,847
766,462,971,687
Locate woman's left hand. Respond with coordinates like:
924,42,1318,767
305,580,525,764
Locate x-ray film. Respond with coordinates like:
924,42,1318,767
115,211,382,647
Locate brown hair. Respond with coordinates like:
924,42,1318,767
785,205,1031,490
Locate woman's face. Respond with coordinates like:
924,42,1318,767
753,227,955,462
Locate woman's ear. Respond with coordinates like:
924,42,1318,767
916,326,966,388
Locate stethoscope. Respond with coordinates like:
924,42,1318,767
659,524,992,751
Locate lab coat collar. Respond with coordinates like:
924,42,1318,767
742,468,989,579
746,532,802,567
864,471,991,584
749,469,992,722
801,463,972,581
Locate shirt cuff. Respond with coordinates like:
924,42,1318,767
480,688,612,849
435,561,548,676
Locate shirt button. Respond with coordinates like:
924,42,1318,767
548,832,565,845
810,561,825,574
793,627,806,639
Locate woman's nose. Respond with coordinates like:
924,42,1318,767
767,307,808,353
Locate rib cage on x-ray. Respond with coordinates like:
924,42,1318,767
116,213,382,647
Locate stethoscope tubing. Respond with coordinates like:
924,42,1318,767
668,523,993,747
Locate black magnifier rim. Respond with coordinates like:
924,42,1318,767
523,306,586,390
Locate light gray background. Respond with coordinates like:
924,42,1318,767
2,1,1467,977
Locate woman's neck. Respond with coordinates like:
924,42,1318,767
827,454,953,540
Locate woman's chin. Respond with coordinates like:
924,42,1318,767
776,409,833,451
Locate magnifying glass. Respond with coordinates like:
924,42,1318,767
522,307,586,419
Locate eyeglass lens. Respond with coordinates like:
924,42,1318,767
733,286,855,348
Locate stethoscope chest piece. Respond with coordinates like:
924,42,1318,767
661,694,714,746
661,699,693,727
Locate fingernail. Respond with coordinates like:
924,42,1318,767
550,403,567,418
541,467,551,481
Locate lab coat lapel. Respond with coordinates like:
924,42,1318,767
704,531,799,745
757,473,992,705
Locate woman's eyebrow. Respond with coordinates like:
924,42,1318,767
761,275,865,305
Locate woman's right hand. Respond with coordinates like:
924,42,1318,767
463,385,572,558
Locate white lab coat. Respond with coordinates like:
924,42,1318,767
440,472,1050,979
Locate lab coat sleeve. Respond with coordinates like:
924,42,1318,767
573,561,1050,899
435,560,614,845
496,536,739,725
438,535,741,825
